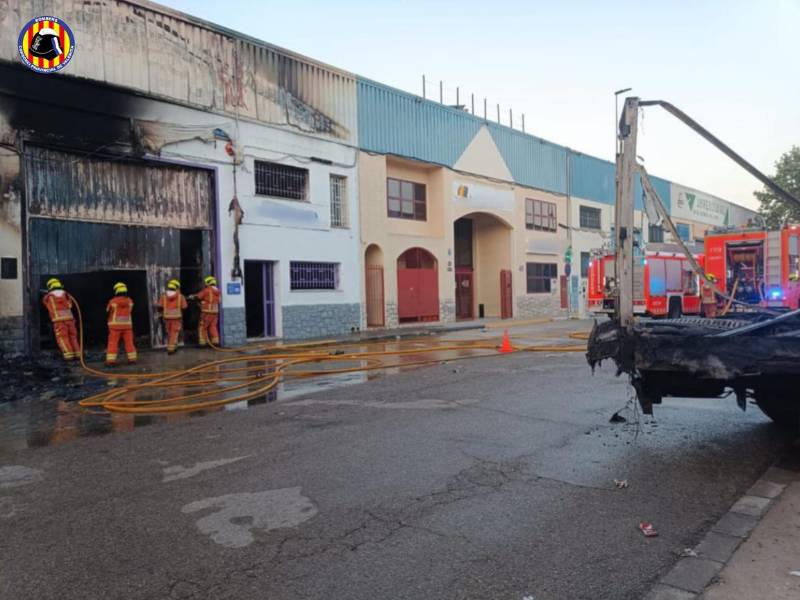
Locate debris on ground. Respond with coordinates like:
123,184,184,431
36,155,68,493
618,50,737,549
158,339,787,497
680,548,698,557
609,410,627,423
790,571,800,577
0,354,106,404
639,522,658,537
614,479,628,489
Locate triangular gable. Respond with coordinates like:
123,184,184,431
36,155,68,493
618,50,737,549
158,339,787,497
453,126,513,181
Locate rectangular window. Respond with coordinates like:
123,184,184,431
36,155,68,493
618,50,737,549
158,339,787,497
580,252,591,278
579,206,602,230
526,262,557,294
1,257,17,280
254,160,308,200
329,175,348,228
387,177,426,220
648,224,664,243
676,223,691,241
290,262,339,290
526,198,557,232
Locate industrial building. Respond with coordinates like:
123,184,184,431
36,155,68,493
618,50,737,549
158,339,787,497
0,0,757,355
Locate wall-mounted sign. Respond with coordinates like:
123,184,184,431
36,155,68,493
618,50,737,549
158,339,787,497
227,282,242,295
452,180,514,212
671,184,731,227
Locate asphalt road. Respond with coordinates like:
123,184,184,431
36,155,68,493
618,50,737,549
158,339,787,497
0,328,793,600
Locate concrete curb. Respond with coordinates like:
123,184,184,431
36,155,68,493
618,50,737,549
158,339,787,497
643,465,796,600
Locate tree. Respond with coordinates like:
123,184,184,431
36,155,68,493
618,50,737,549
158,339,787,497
756,146,800,228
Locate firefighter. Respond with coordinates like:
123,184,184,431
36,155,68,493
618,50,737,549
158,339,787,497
156,279,187,354
701,273,718,318
106,282,137,365
189,276,221,347
42,278,80,361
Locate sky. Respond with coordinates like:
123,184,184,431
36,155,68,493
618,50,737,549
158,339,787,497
158,0,800,210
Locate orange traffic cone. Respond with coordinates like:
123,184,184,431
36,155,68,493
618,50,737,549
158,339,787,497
498,329,514,353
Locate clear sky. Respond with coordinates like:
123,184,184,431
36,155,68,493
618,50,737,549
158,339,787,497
158,0,799,209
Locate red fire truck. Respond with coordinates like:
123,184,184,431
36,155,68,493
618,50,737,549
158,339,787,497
587,244,705,318
703,224,800,310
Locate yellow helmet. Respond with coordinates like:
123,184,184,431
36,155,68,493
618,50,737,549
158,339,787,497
113,282,128,294
46,277,63,291
204,276,217,286
705,273,717,282
167,279,181,290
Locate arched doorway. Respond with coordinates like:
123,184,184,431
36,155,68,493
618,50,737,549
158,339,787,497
365,244,385,327
397,248,439,323
453,213,513,320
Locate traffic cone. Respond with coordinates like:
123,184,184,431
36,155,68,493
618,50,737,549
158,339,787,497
498,329,514,353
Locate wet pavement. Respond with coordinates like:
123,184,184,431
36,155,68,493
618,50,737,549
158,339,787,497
1,318,795,599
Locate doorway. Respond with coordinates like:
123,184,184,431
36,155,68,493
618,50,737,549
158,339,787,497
365,244,385,327
244,260,276,338
397,248,439,323
454,217,474,320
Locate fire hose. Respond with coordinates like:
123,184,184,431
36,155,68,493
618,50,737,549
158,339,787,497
66,296,588,415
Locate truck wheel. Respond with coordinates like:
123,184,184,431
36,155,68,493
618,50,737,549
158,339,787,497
667,297,682,319
756,394,800,430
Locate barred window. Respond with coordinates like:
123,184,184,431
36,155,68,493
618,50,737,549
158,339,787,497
648,224,664,243
387,178,426,220
290,262,339,290
254,160,308,200
579,206,602,230
526,262,557,294
330,175,348,228
525,199,557,232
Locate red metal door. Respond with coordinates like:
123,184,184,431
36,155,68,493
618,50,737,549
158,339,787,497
500,269,513,319
455,268,473,320
365,265,384,327
560,275,568,309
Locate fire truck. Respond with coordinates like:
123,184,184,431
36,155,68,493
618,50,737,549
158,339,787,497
587,243,705,318
703,224,800,310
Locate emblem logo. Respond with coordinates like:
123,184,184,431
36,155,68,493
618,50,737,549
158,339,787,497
18,16,75,73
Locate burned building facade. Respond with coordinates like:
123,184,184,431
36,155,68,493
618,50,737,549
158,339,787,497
0,0,360,354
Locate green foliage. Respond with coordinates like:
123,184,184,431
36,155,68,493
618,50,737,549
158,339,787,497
756,146,800,227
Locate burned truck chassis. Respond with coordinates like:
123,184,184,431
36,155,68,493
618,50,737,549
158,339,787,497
588,315,800,427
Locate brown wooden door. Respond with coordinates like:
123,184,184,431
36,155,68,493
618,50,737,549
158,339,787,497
455,268,473,319
500,269,513,319
560,275,569,309
365,265,384,327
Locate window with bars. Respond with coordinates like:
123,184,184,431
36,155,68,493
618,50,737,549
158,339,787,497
254,160,308,200
387,178,426,220
648,224,664,243
579,205,602,230
290,262,339,290
525,198,557,232
330,175,348,228
526,262,557,294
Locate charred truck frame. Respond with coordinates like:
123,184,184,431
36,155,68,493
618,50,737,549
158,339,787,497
588,97,800,428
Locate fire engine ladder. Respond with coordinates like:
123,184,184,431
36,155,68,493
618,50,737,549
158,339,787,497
765,230,782,296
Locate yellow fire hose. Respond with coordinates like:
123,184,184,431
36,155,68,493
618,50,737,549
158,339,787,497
67,296,587,415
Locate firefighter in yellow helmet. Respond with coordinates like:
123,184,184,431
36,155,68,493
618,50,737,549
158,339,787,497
189,276,221,347
42,278,80,361
106,282,137,365
701,273,718,318
156,279,187,354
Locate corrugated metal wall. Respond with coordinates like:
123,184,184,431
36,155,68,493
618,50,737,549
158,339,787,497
357,79,481,167
569,153,615,205
25,147,213,228
0,0,358,142
488,125,567,194
29,219,181,275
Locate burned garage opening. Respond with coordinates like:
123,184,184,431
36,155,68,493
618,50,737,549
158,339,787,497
25,146,215,352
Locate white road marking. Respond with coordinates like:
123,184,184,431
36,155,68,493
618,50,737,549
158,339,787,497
0,465,43,489
182,487,317,548
162,456,249,483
